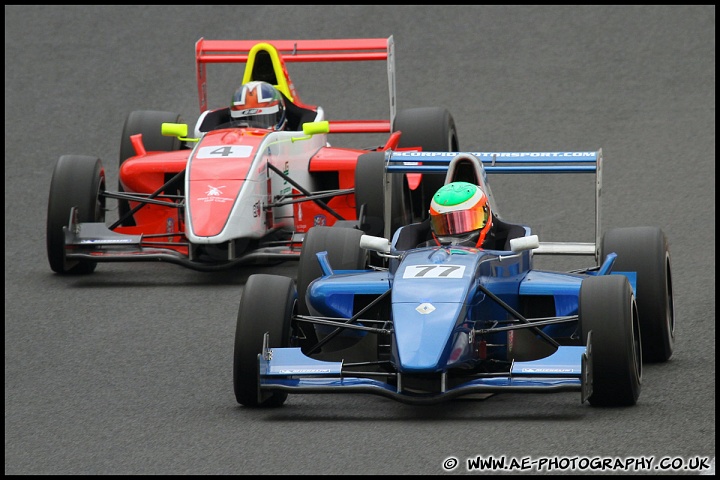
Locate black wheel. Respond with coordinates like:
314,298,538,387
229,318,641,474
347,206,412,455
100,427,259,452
580,275,642,407
393,107,460,222
296,226,366,316
354,152,410,238
601,227,674,363
118,110,183,226
46,155,106,274
233,274,296,407
296,226,368,353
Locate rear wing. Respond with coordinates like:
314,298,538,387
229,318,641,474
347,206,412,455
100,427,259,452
194,37,396,132
385,150,603,261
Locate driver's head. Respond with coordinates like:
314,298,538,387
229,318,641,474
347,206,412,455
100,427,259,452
230,81,287,130
429,181,492,247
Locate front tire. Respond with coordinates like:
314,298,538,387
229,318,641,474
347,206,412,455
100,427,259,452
601,226,674,363
46,155,106,274
580,275,642,407
233,274,296,407
118,110,183,226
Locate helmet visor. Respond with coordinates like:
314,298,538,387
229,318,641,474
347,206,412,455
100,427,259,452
430,205,489,236
230,105,280,128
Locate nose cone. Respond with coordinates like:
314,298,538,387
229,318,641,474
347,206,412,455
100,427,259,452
392,302,465,371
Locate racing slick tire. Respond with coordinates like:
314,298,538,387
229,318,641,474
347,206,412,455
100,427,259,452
393,107,460,222
354,151,411,238
580,274,642,407
297,226,366,314
601,226,674,363
46,155,106,274
234,274,296,408
117,110,183,226
296,226,367,351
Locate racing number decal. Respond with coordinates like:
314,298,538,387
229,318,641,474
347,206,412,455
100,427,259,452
196,145,253,159
402,265,465,279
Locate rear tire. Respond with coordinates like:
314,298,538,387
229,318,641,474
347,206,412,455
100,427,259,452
580,275,642,407
393,107,460,221
296,226,366,316
46,155,105,274
296,227,367,351
233,274,296,407
118,110,183,226
601,227,674,363
354,152,410,238
296,226,368,353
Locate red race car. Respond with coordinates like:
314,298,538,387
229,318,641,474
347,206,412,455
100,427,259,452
46,37,459,273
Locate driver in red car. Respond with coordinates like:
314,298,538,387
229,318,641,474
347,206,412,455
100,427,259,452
229,80,287,130
196,80,287,133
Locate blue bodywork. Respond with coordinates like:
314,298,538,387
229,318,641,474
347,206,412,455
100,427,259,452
258,237,633,404
255,150,634,404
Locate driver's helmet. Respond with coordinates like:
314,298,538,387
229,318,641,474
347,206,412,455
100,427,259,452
230,81,287,130
429,181,492,247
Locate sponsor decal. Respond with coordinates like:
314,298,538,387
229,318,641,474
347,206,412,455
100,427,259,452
206,185,224,196
416,303,436,314
520,368,575,373
197,185,233,203
313,214,327,226
79,239,136,244
393,151,597,158
277,368,333,374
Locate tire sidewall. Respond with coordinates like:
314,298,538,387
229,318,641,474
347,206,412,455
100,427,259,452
46,155,105,274
233,274,295,407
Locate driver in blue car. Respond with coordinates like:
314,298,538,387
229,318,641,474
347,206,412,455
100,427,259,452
426,181,528,251
428,181,494,248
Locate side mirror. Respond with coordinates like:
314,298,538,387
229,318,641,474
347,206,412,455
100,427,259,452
360,234,391,254
302,121,330,136
162,123,198,142
510,235,539,253
292,121,330,143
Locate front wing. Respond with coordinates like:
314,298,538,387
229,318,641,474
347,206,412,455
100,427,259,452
257,335,593,406
63,208,303,271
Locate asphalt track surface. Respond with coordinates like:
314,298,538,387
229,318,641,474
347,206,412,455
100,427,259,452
5,5,715,475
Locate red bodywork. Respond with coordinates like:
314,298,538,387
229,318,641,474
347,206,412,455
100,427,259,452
63,37,421,270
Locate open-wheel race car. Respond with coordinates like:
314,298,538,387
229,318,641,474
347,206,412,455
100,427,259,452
46,36,458,274
233,150,675,407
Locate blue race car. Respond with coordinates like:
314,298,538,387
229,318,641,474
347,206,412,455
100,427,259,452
233,151,674,407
